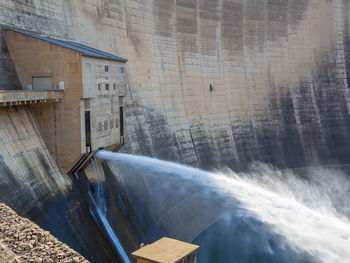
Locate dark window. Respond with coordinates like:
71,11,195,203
98,84,101,91
104,120,108,130
113,84,116,90
116,118,119,128
105,84,109,90
120,67,124,73
119,106,124,137
85,111,91,148
105,65,109,72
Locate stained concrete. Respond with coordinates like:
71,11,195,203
0,29,21,90
0,0,349,170
1,0,350,261
0,106,125,262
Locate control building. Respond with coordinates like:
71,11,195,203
3,29,127,173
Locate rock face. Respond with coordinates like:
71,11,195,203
0,203,89,263
1,0,350,170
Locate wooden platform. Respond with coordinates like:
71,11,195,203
0,90,63,107
131,237,199,263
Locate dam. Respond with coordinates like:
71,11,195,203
1,0,350,262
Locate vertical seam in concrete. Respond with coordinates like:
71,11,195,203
333,0,350,115
189,129,200,166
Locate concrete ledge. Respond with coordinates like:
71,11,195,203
0,90,63,107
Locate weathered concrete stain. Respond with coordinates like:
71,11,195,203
0,0,349,183
0,34,21,90
0,1,349,261
0,106,120,262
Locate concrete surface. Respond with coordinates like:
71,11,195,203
0,0,349,170
0,105,124,263
1,1,350,261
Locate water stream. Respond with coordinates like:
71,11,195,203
89,157,131,263
91,158,107,214
95,150,350,263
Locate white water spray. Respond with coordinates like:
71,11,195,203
96,150,350,263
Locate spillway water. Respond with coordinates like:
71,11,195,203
95,150,350,263
89,157,131,263
88,192,131,263
92,158,107,214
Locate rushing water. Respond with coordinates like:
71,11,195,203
89,157,131,263
91,158,107,214
95,150,350,263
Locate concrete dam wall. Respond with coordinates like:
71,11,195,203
0,105,123,262
0,0,350,170
1,0,350,262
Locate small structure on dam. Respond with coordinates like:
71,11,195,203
131,237,199,263
2,28,128,173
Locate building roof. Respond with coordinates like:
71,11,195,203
131,237,199,263
5,29,127,62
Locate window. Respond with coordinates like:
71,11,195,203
113,83,116,90
69,63,78,73
85,111,91,147
32,77,53,90
105,84,109,90
105,65,109,72
120,67,125,73
98,84,101,91
104,120,108,130
84,63,90,73
119,106,124,137
84,99,90,110
98,122,103,132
